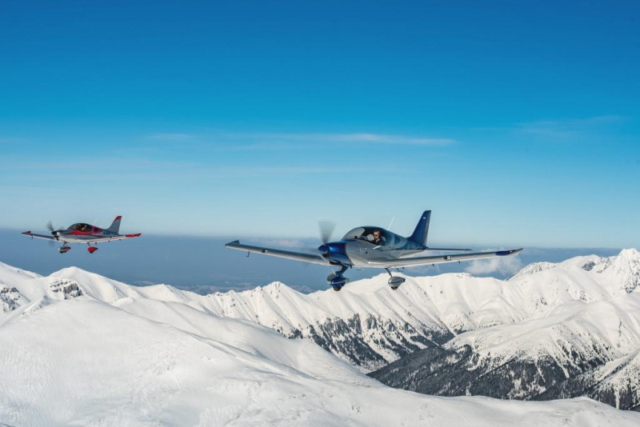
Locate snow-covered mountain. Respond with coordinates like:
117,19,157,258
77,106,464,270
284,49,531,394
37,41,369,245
190,249,640,374
370,249,640,410
537,347,640,409
37,247,635,411
3,262,636,426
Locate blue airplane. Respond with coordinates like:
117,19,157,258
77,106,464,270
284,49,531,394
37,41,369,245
226,210,522,291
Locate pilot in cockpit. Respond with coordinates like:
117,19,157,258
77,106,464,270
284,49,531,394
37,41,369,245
372,230,385,246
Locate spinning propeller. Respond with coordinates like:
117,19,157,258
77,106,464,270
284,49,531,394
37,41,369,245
46,221,60,241
318,220,336,244
317,220,336,257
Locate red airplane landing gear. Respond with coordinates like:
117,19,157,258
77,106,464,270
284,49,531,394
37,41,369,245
87,246,98,254
58,246,71,254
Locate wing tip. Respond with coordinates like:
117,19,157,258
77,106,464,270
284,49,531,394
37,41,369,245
497,248,524,256
225,240,240,247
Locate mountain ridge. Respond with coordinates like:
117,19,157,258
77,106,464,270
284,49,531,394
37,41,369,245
3,259,637,425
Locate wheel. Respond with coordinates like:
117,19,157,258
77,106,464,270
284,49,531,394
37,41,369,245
388,276,405,290
332,285,342,292
330,276,348,288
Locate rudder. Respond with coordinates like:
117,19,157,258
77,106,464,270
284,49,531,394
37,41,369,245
408,210,431,245
107,216,122,234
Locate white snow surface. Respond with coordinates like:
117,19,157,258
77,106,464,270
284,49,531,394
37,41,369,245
1,259,639,426
444,250,640,370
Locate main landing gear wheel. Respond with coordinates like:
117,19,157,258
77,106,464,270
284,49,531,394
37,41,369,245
386,268,405,290
58,246,71,254
87,245,98,254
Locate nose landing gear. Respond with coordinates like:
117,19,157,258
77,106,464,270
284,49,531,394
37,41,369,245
327,265,350,291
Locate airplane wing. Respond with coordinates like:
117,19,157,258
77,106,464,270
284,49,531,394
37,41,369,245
367,248,523,268
225,240,332,266
398,247,472,257
22,231,57,241
423,247,472,252
83,233,142,243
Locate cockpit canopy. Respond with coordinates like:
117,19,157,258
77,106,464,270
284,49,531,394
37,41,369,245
343,227,393,246
70,223,92,232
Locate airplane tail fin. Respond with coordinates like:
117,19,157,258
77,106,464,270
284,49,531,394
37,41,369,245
408,210,431,245
107,216,122,234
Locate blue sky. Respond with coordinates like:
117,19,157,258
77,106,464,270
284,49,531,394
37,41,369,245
1,1,639,251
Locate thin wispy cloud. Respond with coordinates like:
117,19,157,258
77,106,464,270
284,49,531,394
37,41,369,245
139,131,456,151
235,132,456,146
515,115,624,142
214,142,313,152
145,133,196,141
465,251,523,276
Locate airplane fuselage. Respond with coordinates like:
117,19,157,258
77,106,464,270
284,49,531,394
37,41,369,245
53,225,120,243
320,227,426,268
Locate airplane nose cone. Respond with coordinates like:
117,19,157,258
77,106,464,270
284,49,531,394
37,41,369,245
317,242,350,265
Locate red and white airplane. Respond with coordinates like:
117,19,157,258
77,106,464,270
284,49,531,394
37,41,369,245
22,216,141,254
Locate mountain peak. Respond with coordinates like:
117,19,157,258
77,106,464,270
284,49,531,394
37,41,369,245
262,281,288,291
619,248,639,258
610,248,640,294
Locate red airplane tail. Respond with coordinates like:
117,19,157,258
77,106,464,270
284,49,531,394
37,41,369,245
107,216,122,234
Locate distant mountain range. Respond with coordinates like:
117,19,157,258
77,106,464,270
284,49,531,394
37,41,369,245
4,260,638,425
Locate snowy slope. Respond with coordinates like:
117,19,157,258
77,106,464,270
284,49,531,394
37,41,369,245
537,347,640,410
370,249,640,409
2,263,637,426
371,294,640,400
